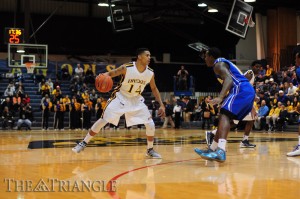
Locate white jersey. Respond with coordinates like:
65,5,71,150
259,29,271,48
118,62,154,98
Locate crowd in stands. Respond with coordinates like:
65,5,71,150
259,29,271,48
0,76,34,130
162,62,300,132
1,59,300,132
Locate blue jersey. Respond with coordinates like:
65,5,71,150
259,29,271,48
214,58,249,85
214,58,255,120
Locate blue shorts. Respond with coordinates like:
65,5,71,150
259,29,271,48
220,82,255,120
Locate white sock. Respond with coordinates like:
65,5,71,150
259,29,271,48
243,135,249,141
218,139,227,151
298,136,300,146
147,140,154,149
210,140,218,151
83,133,93,143
212,129,217,135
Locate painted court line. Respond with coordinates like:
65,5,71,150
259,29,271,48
106,157,201,199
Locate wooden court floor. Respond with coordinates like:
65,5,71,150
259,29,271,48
0,128,299,199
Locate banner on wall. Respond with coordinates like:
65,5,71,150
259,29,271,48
0,59,119,77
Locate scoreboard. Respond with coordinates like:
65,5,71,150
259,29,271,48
4,27,24,44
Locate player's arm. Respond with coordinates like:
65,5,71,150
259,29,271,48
103,65,127,78
210,62,233,105
149,75,165,117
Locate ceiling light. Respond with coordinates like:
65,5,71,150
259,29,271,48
244,0,256,2
208,7,218,13
198,3,207,7
98,1,115,7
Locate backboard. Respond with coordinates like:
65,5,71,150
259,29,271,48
8,43,48,68
225,0,253,38
109,0,134,32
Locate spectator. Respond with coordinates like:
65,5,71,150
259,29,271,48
201,96,213,130
38,79,45,94
42,97,52,130
63,95,71,113
84,66,95,84
1,106,14,129
258,91,271,109
254,100,269,130
81,98,93,130
287,100,298,124
162,99,175,129
53,78,61,89
277,90,289,104
4,83,15,97
81,90,89,101
266,102,281,131
177,65,189,90
12,93,21,113
54,99,65,131
17,103,33,130
173,101,182,129
41,82,51,97
257,65,266,82
149,100,158,118
95,97,104,120
265,65,273,79
61,65,71,80
290,72,298,86
282,71,291,84
286,82,297,99
69,81,81,95
183,96,194,122
276,104,288,131
52,85,62,100
74,64,84,81
46,78,54,93
22,93,30,106
70,97,81,130
15,84,25,98
1,97,13,114
89,89,98,106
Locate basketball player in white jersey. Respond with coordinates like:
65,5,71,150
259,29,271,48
72,48,165,158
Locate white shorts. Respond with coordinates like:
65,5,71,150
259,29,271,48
102,92,152,127
233,112,254,124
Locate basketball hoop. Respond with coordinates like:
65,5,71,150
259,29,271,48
245,16,255,28
25,62,35,74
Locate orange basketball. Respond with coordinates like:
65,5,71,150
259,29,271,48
95,74,113,93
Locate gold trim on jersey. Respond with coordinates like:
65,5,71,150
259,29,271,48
100,95,116,119
100,74,125,119
124,62,134,67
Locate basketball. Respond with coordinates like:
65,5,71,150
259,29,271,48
95,74,113,93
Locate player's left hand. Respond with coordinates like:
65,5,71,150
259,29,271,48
209,97,223,105
157,106,165,118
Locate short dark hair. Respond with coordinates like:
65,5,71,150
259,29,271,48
136,48,149,57
207,47,222,59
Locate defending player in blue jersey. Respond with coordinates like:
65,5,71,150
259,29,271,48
195,47,255,162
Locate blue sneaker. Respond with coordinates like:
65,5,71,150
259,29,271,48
200,147,226,162
205,131,215,146
194,147,213,156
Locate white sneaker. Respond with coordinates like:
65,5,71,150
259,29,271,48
146,148,162,159
287,145,300,157
72,141,87,153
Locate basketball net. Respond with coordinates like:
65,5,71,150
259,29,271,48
25,62,35,74
245,16,255,28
